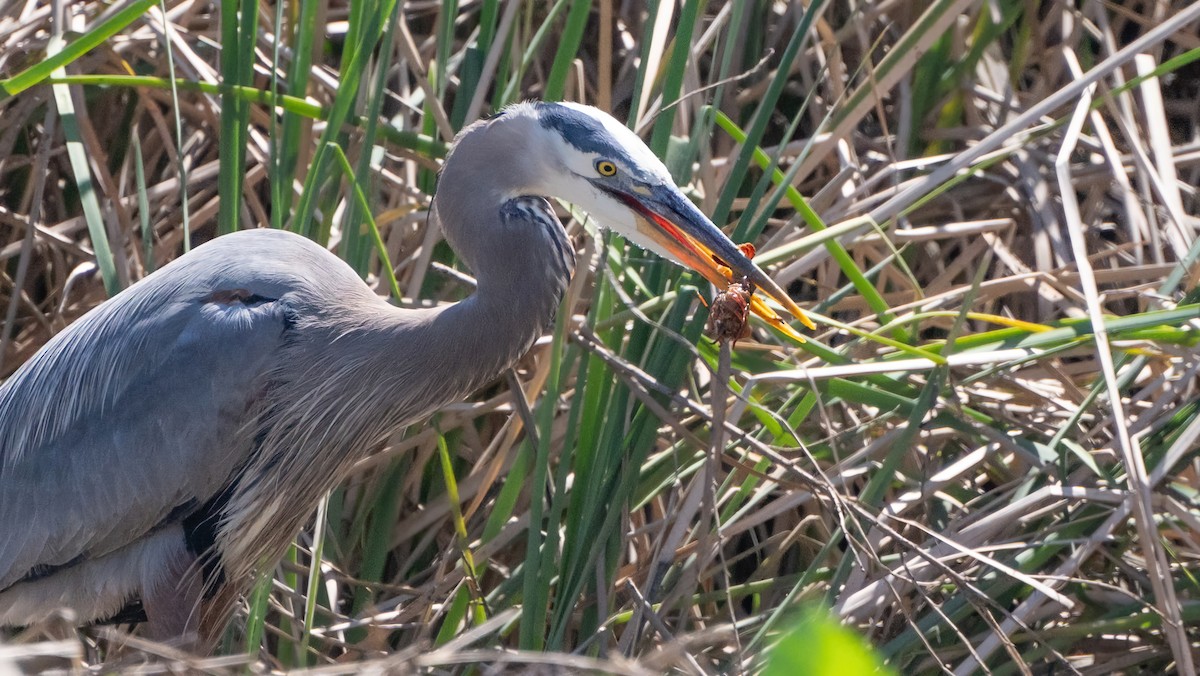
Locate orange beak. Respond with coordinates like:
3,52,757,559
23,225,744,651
610,185,815,342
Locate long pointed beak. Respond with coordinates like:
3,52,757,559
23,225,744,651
609,184,816,340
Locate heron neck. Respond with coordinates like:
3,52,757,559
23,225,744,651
423,110,576,401
427,227,573,399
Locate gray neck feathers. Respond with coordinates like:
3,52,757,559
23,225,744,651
431,110,575,384
220,113,575,580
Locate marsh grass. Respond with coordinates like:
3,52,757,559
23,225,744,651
2,0,1200,673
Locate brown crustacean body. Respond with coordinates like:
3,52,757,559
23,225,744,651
704,243,760,346
705,277,755,345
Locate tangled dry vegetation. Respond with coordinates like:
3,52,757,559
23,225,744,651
2,0,1200,673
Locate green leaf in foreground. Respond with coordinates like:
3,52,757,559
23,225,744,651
763,607,895,676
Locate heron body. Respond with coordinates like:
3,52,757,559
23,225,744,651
0,102,806,643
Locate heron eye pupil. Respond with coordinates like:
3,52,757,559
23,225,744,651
596,160,617,176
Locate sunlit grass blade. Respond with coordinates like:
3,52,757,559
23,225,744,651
272,0,321,231
217,0,258,234
542,0,590,101
48,74,445,157
437,433,488,627
341,3,400,274
291,0,399,242
50,45,120,296
0,0,157,99
131,133,153,273
326,142,402,299
497,0,571,106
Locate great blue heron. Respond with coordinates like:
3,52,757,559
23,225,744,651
0,102,810,644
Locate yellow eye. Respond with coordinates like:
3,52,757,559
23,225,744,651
595,160,617,177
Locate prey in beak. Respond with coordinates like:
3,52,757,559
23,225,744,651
606,183,816,343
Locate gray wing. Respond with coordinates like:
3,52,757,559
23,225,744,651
0,231,317,592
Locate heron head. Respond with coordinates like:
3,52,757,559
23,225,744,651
523,101,814,336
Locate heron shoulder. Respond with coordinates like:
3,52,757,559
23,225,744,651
180,229,370,302
0,230,370,473
0,244,307,593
